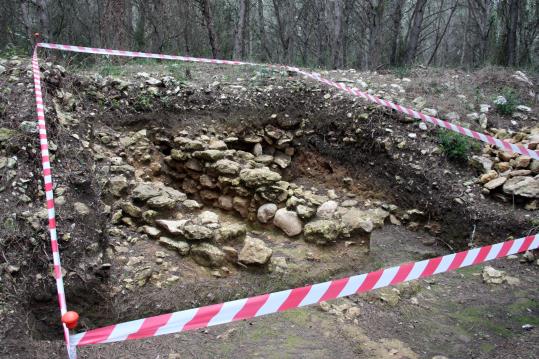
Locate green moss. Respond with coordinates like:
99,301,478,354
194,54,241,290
133,93,152,111
449,306,513,338
480,342,496,353
455,265,483,278
281,308,311,326
0,127,17,142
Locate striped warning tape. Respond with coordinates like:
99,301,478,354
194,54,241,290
69,235,537,348
30,43,538,358
36,42,538,160
31,47,75,358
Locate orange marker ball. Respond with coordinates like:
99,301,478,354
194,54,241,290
62,311,79,329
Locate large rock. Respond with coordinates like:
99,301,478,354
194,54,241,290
121,202,142,218
191,243,226,268
147,195,176,209
108,175,129,197
239,167,281,188
304,220,342,245
217,195,234,210
132,183,161,201
156,219,188,235
341,208,374,234
74,202,90,215
482,266,506,284
366,208,390,228
233,196,250,218
171,149,189,161
142,225,161,237
273,208,302,236
192,150,225,161
239,237,273,265
484,177,507,190
257,203,278,223
183,224,214,240
296,204,316,220
197,211,219,224
316,200,339,219
160,187,187,202
216,223,247,241
174,137,204,150
256,182,289,203
273,152,292,169
470,156,493,173
503,176,539,198
212,159,241,175
158,237,190,255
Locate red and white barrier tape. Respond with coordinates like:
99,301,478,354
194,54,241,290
31,43,537,357
36,42,538,160
31,47,75,359
69,235,537,348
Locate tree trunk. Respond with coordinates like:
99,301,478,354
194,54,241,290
199,0,221,58
505,0,519,66
460,4,470,66
134,1,146,50
367,0,385,69
331,0,343,69
390,0,405,65
272,0,291,63
257,0,271,61
35,0,51,41
20,1,34,46
404,0,428,65
233,0,248,59
101,0,129,49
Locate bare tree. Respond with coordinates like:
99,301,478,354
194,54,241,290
233,0,249,59
330,0,343,69
389,0,405,65
100,0,129,49
198,0,220,58
404,0,428,65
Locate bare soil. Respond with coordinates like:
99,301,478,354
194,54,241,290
0,57,537,358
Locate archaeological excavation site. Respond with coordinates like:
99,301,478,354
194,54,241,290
1,57,538,358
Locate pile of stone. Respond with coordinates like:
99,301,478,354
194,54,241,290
471,126,539,209
159,124,392,246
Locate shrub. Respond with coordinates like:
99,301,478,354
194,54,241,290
438,129,478,161
133,93,152,111
392,66,411,79
493,88,518,115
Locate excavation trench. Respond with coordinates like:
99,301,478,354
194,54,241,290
26,95,531,342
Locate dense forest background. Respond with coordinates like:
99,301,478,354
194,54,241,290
1,0,538,70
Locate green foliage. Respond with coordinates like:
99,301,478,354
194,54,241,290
133,93,152,111
0,46,27,59
99,64,125,77
392,66,411,79
494,88,519,115
438,129,479,161
166,62,189,82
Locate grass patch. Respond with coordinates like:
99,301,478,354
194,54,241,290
456,265,483,278
438,129,480,161
449,306,513,338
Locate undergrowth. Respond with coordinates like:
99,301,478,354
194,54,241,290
494,88,519,115
438,129,479,161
